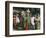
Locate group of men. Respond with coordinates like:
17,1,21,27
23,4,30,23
13,9,40,30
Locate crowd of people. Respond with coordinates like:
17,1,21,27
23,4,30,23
13,9,40,30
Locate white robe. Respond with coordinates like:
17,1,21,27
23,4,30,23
16,16,20,23
31,17,35,26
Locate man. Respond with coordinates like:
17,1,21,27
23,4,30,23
17,11,24,30
31,16,35,30
25,9,31,30
34,14,40,29
13,14,20,30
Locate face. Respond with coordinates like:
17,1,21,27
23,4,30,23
21,11,25,16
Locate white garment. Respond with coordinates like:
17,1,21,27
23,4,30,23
31,17,35,26
16,16,20,23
